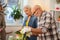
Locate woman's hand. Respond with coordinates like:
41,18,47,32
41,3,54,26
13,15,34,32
20,27,31,34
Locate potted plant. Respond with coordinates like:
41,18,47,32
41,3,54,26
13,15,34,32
56,0,60,4
57,16,60,21
11,6,23,21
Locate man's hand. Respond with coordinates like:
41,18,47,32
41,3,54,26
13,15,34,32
20,27,31,34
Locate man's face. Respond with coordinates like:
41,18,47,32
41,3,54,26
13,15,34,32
37,8,42,16
34,7,42,17
24,8,31,16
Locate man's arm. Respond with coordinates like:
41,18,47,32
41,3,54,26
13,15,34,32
31,28,43,34
31,13,51,34
31,17,43,34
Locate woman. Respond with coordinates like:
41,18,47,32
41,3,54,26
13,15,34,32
0,3,6,40
22,6,37,40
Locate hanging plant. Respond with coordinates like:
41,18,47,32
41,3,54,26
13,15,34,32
11,6,23,21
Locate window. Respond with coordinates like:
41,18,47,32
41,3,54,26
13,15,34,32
5,0,19,23
8,0,18,6
4,0,22,26
1,0,28,26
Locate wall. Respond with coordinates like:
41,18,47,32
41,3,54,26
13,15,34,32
6,26,22,33
26,0,60,11
50,0,56,10
28,0,50,11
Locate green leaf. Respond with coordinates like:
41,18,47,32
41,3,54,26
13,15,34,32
59,16,60,18
11,6,23,20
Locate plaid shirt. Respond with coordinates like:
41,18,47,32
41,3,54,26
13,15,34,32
37,11,59,40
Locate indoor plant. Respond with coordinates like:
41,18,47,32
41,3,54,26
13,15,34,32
56,0,60,4
57,16,60,21
11,6,23,21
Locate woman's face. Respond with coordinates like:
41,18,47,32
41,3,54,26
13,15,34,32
24,8,32,16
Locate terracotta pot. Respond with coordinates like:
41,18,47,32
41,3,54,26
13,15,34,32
57,18,60,21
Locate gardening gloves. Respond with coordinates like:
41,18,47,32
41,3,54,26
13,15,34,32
20,27,31,34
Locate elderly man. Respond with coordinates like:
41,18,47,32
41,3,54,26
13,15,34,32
21,5,59,40
0,2,6,40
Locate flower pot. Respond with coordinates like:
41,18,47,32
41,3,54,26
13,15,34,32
14,19,20,26
15,19,20,23
57,18,60,21
14,18,23,26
